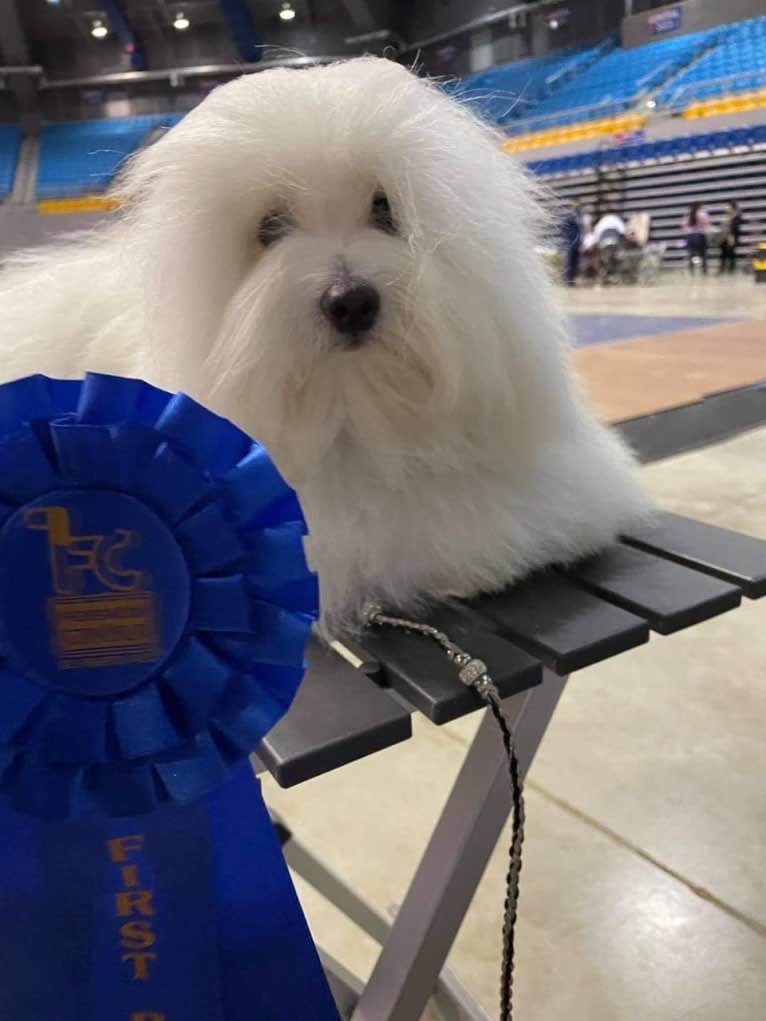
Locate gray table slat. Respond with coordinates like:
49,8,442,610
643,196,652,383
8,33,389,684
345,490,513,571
623,512,766,598
258,638,411,787
471,573,650,675
358,603,542,724
565,544,742,635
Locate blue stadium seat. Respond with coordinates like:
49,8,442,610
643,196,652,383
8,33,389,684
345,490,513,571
525,121,762,177
658,14,766,108
731,126,750,147
447,42,613,126
476,14,766,127
0,124,21,198
446,41,625,128
574,151,596,171
36,114,184,198
511,25,721,131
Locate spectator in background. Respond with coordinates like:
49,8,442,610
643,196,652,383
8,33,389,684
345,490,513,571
719,200,743,274
592,210,626,245
591,210,626,283
681,201,710,275
561,202,582,286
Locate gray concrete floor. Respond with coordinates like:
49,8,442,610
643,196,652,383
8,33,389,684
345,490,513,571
563,272,766,321
263,425,766,1020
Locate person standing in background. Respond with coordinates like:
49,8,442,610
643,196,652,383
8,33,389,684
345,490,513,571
681,201,710,275
719,200,743,274
561,202,582,286
593,210,627,243
592,210,627,283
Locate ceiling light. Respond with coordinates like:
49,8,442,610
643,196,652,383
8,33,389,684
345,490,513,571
91,19,109,39
174,12,190,30
549,18,559,29
279,3,296,21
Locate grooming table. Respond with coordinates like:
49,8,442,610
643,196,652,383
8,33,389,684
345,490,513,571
257,513,766,1021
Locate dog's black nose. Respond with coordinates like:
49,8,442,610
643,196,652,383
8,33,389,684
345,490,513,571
320,280,380,338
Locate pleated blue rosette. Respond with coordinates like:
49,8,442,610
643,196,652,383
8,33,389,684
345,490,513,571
0,373,318,819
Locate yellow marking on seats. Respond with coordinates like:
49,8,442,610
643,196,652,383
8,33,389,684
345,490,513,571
38,195,122,214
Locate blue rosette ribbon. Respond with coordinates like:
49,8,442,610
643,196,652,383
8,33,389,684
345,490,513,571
0,372,318,820
0,373,339,1021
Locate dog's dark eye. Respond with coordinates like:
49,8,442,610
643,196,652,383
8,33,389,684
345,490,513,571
258,209,292,247
370,191,397,235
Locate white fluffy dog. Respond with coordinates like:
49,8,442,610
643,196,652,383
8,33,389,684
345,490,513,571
0,58,648,632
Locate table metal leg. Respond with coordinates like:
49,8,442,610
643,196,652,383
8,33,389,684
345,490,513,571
319,941,492,1021
351,667,569,1021
319,948,365,1019
282,831,392,944
431,977,493,1021
282,828,492,1020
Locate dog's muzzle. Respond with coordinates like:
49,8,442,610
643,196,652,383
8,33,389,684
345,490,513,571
319,278,380,345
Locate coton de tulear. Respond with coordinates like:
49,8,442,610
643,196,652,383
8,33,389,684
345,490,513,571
0,57,648,632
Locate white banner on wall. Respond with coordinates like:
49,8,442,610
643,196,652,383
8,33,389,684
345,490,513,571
647,5,684,35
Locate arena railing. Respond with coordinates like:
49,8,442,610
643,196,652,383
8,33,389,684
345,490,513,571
662,68,766,113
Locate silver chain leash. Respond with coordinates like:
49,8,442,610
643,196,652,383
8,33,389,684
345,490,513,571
363,604,525,1021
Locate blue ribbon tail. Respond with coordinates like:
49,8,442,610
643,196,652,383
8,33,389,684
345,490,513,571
0,767,340,1021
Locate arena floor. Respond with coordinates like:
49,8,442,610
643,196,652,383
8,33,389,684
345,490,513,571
568,275,766,422
264,273,766,1020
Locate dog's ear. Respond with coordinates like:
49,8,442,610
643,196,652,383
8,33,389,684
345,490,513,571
109,113,255,390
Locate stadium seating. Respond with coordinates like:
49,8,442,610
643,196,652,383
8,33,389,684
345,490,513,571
0,124,22,200
36,114,183,198
659,14,766,113
524,123,766,177
454,17,766,142
503,111,646,152
451,30,726,148
512,26,721,131
446,40,612,125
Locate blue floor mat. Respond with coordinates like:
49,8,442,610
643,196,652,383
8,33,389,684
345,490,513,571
570,313,737,348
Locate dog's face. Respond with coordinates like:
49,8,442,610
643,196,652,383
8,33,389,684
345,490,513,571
123,58,559,483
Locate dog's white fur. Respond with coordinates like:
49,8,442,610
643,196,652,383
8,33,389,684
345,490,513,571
0,58,648,631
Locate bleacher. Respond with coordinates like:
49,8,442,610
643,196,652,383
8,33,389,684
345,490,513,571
454,27,723,142
503,111,647,153
454,14,766,156
526,123,766,176
36,114,183,198
447,40,611,125
0,125,22,200
659,15,766,114
512,26,721,132
528,124,766,271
